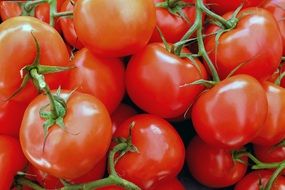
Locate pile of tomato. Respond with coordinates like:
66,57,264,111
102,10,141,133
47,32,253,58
1,0,285,189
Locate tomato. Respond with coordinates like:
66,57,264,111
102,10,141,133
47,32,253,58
207,0,265,15
205,8,282,80
64,48,125,113
126,43,207,119
150,0,199,43
235,170,285,190
60,0,83,49
148,178,185,190
263,0,285,55
0,16,70,103
20,91,112,180
28,157,106,189
0,1,21,20
113,114,185,189
252,82,285,146
111,103,137,134
254,144,285,163
0,100,28,137
73,0,156,57
187,136,247,188
191,75,268,149
97,186,123,190
0,135,27,190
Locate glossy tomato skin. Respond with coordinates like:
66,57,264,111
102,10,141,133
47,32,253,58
126,43,207,119
65,48,125,113
235,170,285,190
114,114,185,189
150,0,199,43
187,136,247,188
73,0,156,57
0,100,29,137
111,104,137,134
60,0,83,49
148,178,185,190
252,82,285,146
205,8,282,80
20,91,112,180
191,75,268,149
0,1,21,20
0,16,70,102
28,157,106,189
263,0,285,55
0,136,27,190
254,144,285,163
207,0,265,15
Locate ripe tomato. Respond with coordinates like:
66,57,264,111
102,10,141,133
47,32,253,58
252,82,285,146
187,136,247,188
20,91,112,180
263,0,285,55
28,157,106,189
254,143,285,163
0,135,27,190
207,0,265,15
114,114,185,189
150,0,199,43
64,48,125,113
205,8,282,80
73,0,156,57
59,0,83,49
191,75,268,149
0,16,70,103
235,170,285,190
126,43,207,119
148,178,185,190
111,104,137,134
0,1,21,20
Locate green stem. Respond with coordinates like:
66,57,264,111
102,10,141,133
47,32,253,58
275,71,285,86
15,177,45,190
197,0,232,29
48,0,57,27
54,11,73,18
168,0,180,8
24,0,47,12
265,162,285,190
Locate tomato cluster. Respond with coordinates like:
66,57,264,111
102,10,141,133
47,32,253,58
1,0,285,189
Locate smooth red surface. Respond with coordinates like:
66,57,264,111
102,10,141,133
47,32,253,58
148,178,185,190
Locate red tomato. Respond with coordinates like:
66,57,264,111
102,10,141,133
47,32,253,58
64,48,125,113
60,0,83,49
0,135,27,190
97,186,123,190
263,0,285,55
235,170,285,190
205,8,282,80
0,16,70,103
73,0,156,57
254,143,285,163
114,114,185,189
187,136,247,188
191,75,268,149
148,178,185,190
252,82,285,146
207,0,265,15
150,0,200,43
126,43,207,119
0,1,21,20
111,104,137,134
0,100,28,137
28,157,106,189
20,91,112,180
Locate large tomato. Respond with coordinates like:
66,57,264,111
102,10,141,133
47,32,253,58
20,91,112,180
207,0,265,15
191,75,268,149
252,82,285,146
113,114,185,189
0,16,70,103
205,7,282,80
263,0,285,55
235,170,285,190
73,0,156,57
187,136,248,188
126,43,207,119
64,48,125,113
0,136,27,190
150,0,199,43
